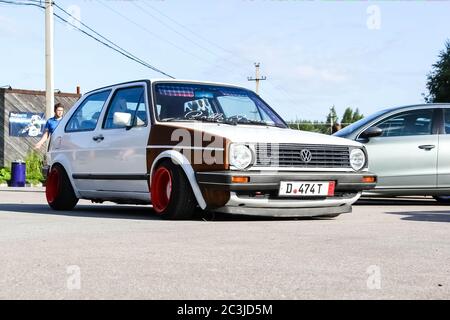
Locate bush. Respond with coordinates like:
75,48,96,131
0,167,11,184
25,151,45,185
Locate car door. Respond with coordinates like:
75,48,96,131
62,89,112,192
90,84,151,193
437,107,450,188
361,108,438,190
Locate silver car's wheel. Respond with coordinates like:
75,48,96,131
433,196,450,204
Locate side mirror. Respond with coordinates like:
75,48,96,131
113,112,132,128
360,126,383,139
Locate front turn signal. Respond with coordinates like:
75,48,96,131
362,176,376,183
231,176,250,183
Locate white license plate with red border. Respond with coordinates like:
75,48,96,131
278,181,335,197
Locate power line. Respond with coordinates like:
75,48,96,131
138,1,318,117
52,11,175,79
52,1,174,78
0,0,43,8
2,1,325,120
144,2,236,57
141,1,270,71
132,1,247,71
96,0,240,76
0,0,175,78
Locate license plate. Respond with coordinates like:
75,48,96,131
278,181,335,197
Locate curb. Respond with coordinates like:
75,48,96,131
0,187,45,192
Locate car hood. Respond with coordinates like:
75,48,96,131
161,122,362,147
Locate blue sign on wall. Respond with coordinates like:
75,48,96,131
9,112,46,137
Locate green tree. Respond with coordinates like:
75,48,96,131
425,40,450,103
288,106,364,133
341,107,354,125
352,108,364,122
341,107,364,126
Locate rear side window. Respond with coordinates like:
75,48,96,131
375,109,433,137
444,109,450,134
65,90,111,132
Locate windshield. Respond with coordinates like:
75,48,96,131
333,107,395,137
154,82,287,127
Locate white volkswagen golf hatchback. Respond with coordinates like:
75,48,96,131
45,79,376,219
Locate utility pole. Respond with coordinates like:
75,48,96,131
329,105,335,134
45,0,54,119
247,62,266,95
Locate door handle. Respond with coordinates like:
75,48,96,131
418,145,435,150
92,135,104,142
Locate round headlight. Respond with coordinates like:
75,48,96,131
229,144,253,170
350,148,366,171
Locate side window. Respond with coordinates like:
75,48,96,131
103,86,147,129
444,109,450,134
65,90,111,132
376,109,433,137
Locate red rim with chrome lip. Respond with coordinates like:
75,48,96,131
151,167,173,213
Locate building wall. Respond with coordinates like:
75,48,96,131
0,88,80,167
0,91,4,167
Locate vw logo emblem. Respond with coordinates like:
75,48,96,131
300,149,312,163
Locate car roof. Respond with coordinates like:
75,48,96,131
333,102,450,138
378,103,450,113
84,79,251,95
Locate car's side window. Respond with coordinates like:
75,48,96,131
444,109,450,134
103,86,147,130
65,90,111,132
375,109,434,137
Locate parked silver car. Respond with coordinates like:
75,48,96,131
334,103,450,203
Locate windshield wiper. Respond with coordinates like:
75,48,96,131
231,119,281,127
161,117,237,125
161,117,195,122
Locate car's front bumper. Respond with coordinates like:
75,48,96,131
196,171,376,217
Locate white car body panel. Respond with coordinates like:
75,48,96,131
158,122,362,147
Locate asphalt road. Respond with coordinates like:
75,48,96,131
0,188,449,299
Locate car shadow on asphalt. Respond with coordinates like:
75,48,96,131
199,211,319,222
356,197,450,222
384,211,450,223
356,197,440,206
0,203,159,221
0,203,331,222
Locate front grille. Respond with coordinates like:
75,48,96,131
254,143,351,168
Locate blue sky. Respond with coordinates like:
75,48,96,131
1,0,450,121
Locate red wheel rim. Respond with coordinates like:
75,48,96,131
46,167,60,204
151,167,172,213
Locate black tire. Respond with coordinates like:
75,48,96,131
433,196,450,204
46,164,79,210
150,160,197,220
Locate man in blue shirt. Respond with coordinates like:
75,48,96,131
34,103,65,149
